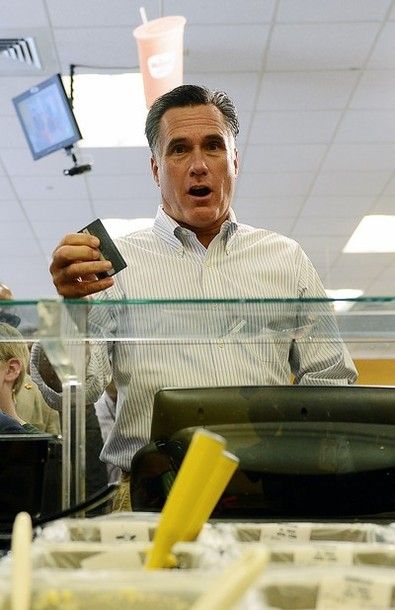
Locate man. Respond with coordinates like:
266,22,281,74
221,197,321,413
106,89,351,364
37,85,357,509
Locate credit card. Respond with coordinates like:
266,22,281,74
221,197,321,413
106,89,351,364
78,218,127,279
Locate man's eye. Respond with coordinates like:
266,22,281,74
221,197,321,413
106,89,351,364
173,145,186,154
207,141,221,150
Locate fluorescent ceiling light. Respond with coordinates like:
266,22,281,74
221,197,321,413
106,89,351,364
102,217,154,238
343,215,395,253
325,288,364,312
63,73,148,147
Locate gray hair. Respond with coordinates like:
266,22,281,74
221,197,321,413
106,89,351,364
145,84,239,154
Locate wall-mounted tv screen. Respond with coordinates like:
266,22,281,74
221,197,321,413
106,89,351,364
12,73,82,160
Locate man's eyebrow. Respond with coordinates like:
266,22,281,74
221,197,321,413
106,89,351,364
166,137,189,150
203,134,227,145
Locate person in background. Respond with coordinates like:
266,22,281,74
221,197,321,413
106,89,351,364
0,282,60,434
0,411,26,434
0,283,12,301
34,84,358,510
0,322,41,433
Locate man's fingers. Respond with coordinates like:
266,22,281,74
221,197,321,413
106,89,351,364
57,277,114,299
59,260,113,281
51,243,101,269
57,233,100,249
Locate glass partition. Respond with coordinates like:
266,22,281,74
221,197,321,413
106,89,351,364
0,297,394,517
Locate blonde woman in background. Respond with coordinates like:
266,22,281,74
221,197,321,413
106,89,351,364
0,322,41,433
0,282,60,435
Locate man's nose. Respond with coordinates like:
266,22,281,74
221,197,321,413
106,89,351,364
189,149,208,175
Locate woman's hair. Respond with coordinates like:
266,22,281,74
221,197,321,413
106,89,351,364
145,84,239,154
0,322,29,394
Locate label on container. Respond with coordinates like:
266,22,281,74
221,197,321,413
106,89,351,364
293,543,354,566
99,521,152,543
317,575,392,608
260,523,312,543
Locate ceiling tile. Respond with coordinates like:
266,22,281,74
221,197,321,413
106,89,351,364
0,148,66,176
311,171,391,197
239,216,295,235
0,116,29,148
22,199,93,223
86,174,157,199
368,22,395,69
1,0,49,28
93,198,158,219
365,276,395,296
329,253,395,274
164,0,276,23
292,216,360,237
267,23,380,71
0,176,17,199
83,147,151,175
0,200,25,221
53,27,139,71
0,216,39,238
371,196,395,213
0,255,53,298
242,144,327,172
291,235,347,255
350,70,395,109
382,176,395,196
301,196,375,218
12,175,89,200
233,196,305,218
249,111,340,144
184,25,269,72
257,71,359,111
236,172,314,198
184,72,259,112
277,0,391,22
322,144,395,171
336,110,395,143
31,219,88,241
47,0,158,27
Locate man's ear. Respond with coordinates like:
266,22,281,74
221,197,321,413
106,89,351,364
4,358,22,384
151,155,160,187
233,148,239,177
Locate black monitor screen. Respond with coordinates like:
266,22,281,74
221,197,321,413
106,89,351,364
142,385,395,518
12,73,82,160
151,385,395,441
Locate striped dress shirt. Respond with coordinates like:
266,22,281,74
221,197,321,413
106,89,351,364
80,206,357,471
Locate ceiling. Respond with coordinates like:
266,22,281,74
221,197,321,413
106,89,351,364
1,0,395,299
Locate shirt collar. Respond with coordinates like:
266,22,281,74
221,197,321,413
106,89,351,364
152,206,239,251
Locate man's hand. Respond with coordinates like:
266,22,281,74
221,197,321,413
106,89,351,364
50,233,115,298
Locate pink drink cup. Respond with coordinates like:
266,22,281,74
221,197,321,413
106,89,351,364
133,16,187,108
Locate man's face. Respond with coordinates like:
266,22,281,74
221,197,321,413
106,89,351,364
151,104,238,237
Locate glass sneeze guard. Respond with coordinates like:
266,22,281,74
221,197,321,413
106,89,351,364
0,296,394,512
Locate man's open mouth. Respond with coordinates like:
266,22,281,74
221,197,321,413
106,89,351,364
188,186,212,197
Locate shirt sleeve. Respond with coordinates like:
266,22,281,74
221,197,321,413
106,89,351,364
290,246,358,385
